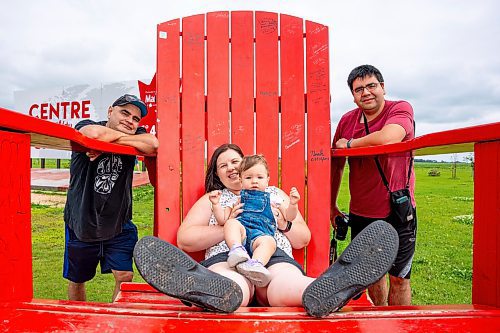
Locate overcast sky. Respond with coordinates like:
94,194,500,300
1,0,499,154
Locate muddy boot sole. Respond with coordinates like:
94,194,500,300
302,220,399,317
134,236,243,313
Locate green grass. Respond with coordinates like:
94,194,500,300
335,162,474,305
410,163,474,304
32,162,475,304
32,185,154,302
31,158,71,169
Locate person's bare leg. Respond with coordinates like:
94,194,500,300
251,236,276,265
256,263,313,306
368,275,389,306
234,236,276,287
68,281,86,301
111,270,133,301
225,220,250,267
209,262,254,306
224,219,246,249
388,275,411,305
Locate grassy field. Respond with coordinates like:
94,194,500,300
32,185,155,302
31,162,474,304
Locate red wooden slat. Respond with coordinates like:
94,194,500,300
207,12,230,160
4,301,500,331
0,130,32,301
118,281,372,307
333,122,500,158
280,14,306,267
182,14,206,217
156,19,181,243
305,20,331,277
473,141,500,306
231,11,254,154
255,11,279,185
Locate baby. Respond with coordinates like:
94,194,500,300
209,154,300,287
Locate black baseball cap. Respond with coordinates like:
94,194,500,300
112,94,148,118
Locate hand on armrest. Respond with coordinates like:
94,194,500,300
337,123,406,148
80,125,158,154
115,133,159,154
79,125,126,143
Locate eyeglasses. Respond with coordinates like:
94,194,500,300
352,82,382,95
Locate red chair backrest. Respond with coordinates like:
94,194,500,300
153,11,331,277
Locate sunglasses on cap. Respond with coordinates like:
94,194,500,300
112,94,148,118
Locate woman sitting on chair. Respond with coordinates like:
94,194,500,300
134,143,399,317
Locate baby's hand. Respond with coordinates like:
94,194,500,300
289,187,300,205
208,190,222,204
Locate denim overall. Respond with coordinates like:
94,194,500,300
238,189,276,254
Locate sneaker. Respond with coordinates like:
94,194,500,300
227,244,250,268
236,259,272,287
134,236,243,313
302,220,399,317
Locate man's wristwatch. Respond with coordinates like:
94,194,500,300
279,220,293,233
346,138,354,148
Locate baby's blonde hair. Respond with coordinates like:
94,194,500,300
238,154,269,176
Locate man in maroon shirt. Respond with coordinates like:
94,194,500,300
331,65,416,306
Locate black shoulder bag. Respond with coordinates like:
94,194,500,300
362,112,414,224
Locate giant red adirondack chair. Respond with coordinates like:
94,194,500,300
1,11,500,332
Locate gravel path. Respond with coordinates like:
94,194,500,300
31,192,66,207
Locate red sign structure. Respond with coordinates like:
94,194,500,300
138,73,157,136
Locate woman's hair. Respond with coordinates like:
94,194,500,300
238,154,269,175
205,143,244,192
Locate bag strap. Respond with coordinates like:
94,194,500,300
361,112,413,191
